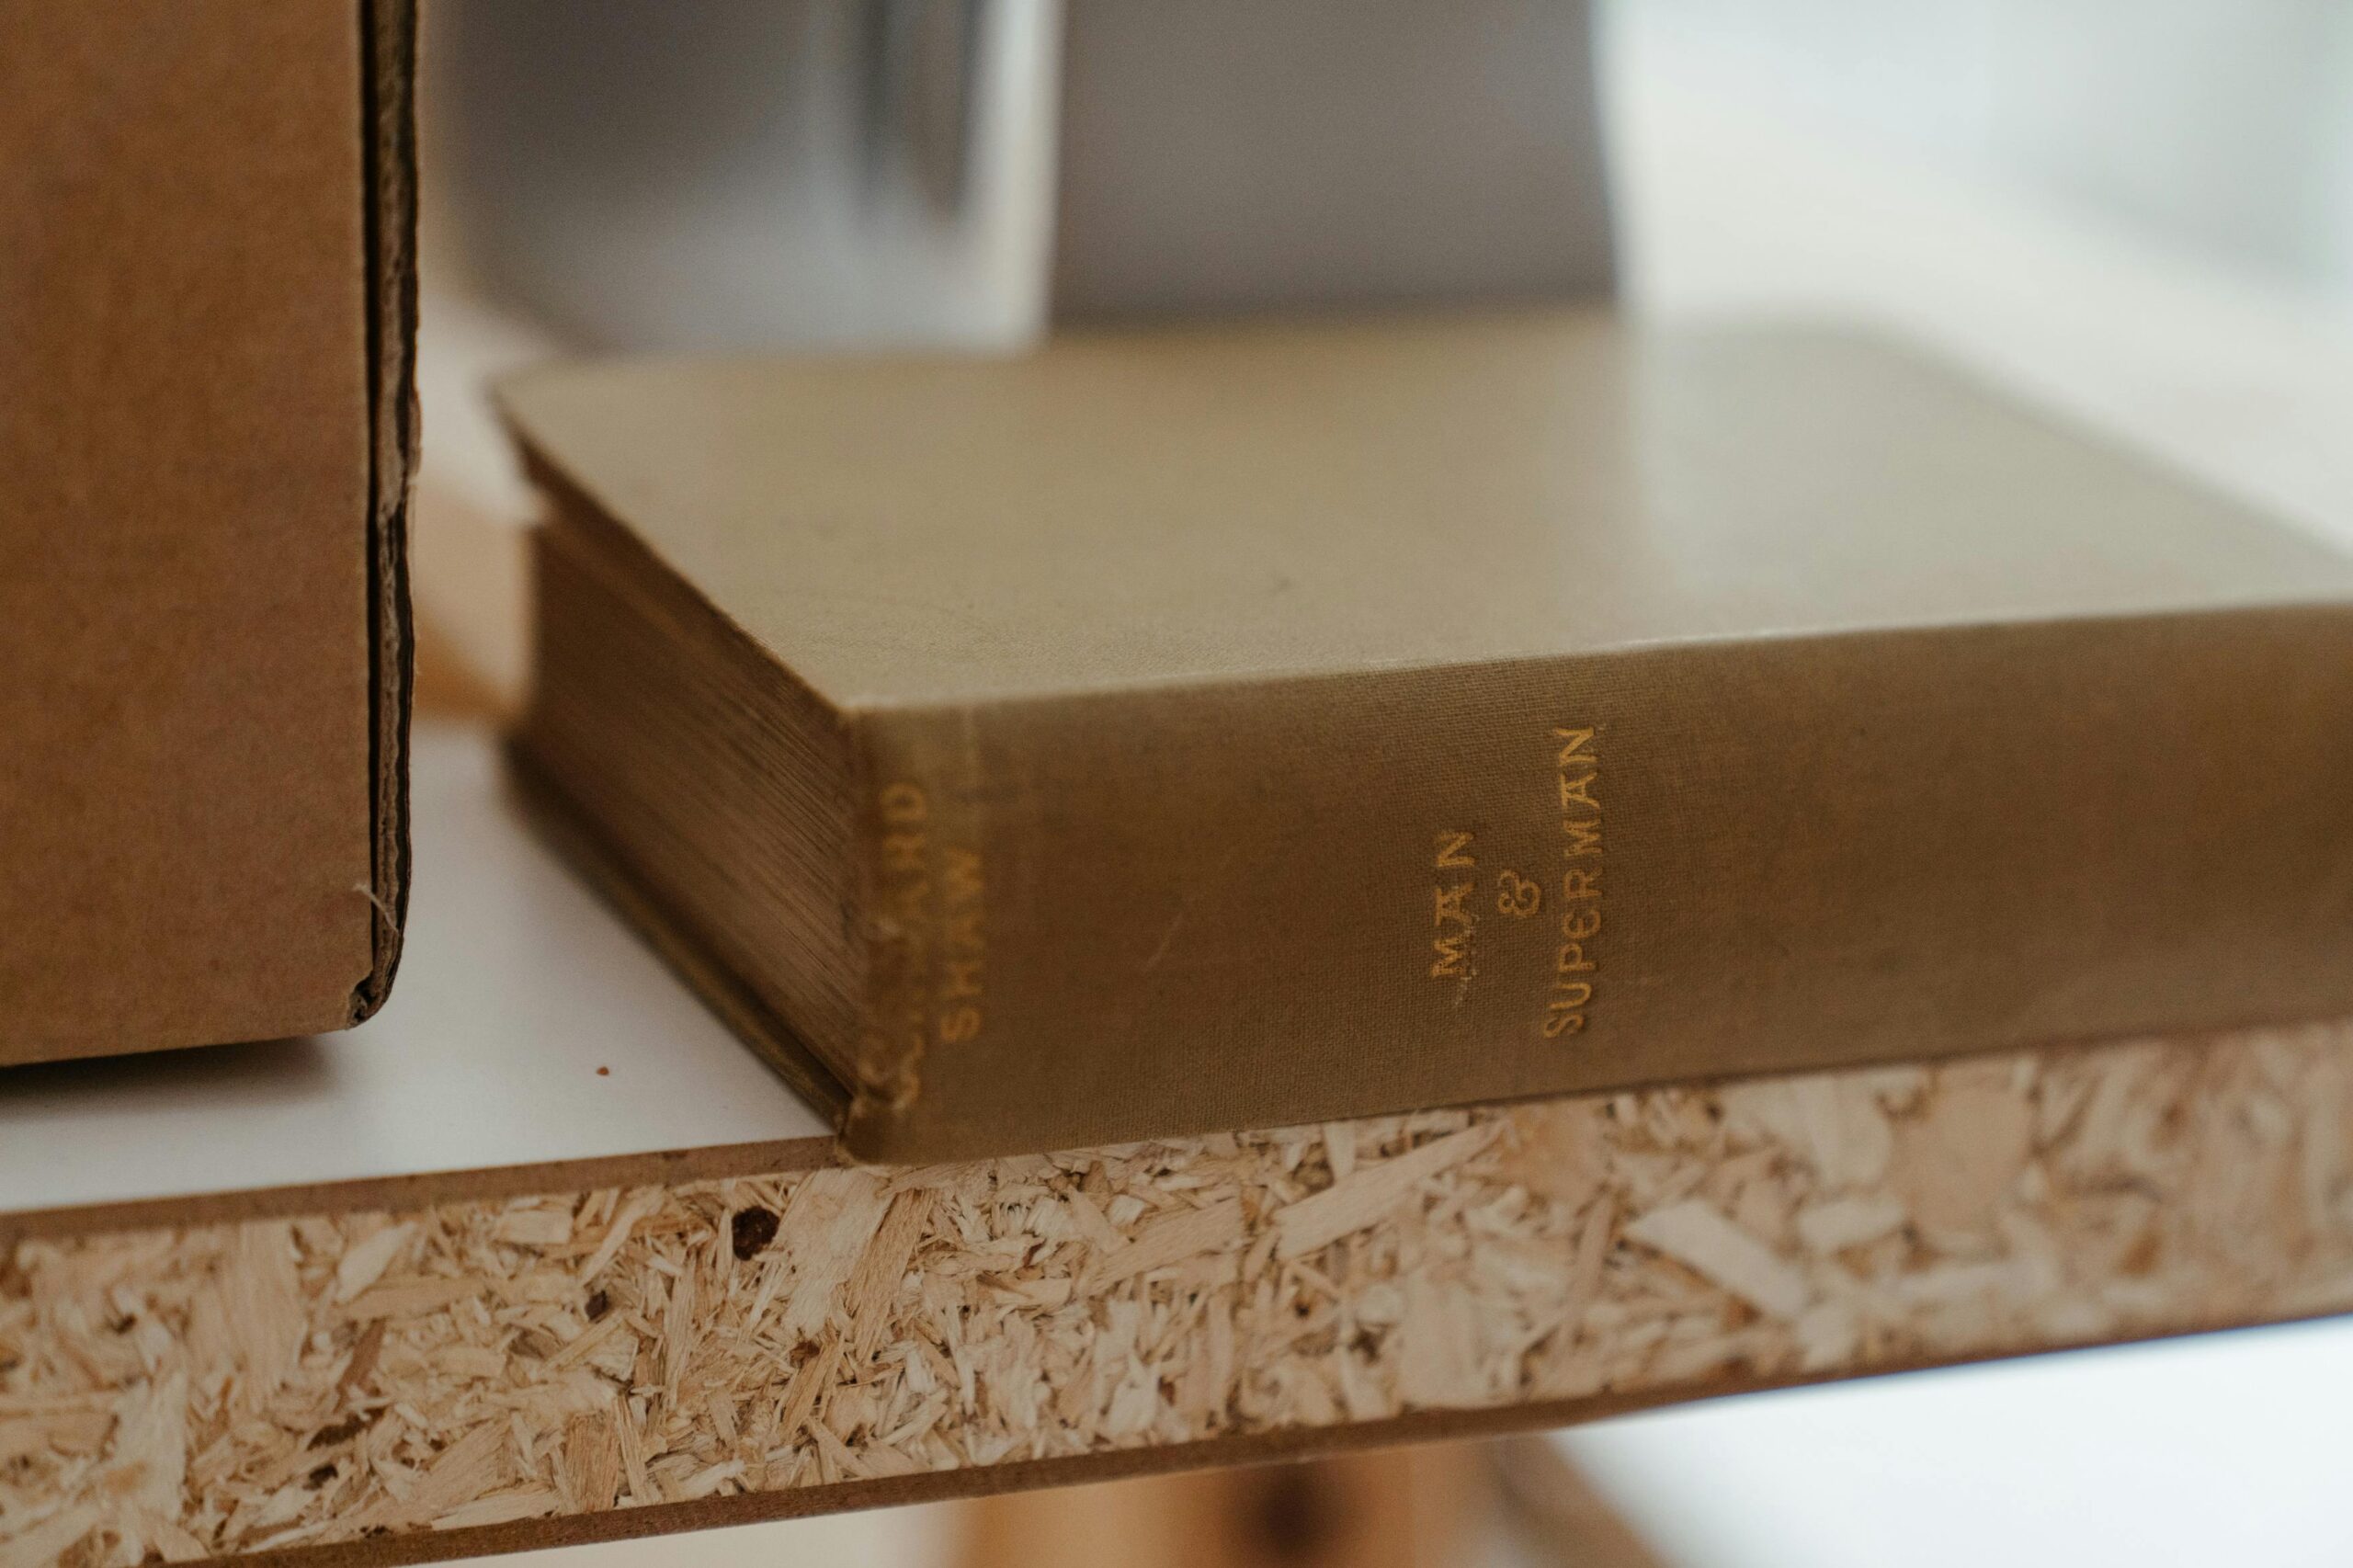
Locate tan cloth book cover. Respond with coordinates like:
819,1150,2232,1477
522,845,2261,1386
0,0,415,1063
505,314,2353,1161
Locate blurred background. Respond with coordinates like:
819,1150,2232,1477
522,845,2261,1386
404,5,2353,1562
1635,0,2353,287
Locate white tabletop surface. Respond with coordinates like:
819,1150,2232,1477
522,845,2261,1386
0,724,828,1220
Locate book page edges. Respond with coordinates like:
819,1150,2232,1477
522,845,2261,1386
504,742,855,1133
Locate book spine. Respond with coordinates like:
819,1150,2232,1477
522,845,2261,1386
840,605,2353,1162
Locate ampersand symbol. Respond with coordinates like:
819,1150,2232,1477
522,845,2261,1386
1496,870,1542,918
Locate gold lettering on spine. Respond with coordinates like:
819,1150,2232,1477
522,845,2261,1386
1430,832,1478,995
1411,730,1607,1031
937,846,987,1046
861,784,932,1108
860,781,990,1111
1495,870,1542,918
1547,726,1602,1039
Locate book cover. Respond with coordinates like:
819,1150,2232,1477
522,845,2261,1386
504,314,2353,1160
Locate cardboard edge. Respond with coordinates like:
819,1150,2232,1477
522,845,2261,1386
351,0,418,1023
502,739,858,1132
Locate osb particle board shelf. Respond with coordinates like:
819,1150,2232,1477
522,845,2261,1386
6,725,2353,1565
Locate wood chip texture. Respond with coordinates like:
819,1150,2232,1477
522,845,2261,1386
6,1023,2353,1564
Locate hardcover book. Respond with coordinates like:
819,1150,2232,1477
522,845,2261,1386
0,0,414,1063
504,313,2353,1161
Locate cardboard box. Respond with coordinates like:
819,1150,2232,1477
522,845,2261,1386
0,1,415,1063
